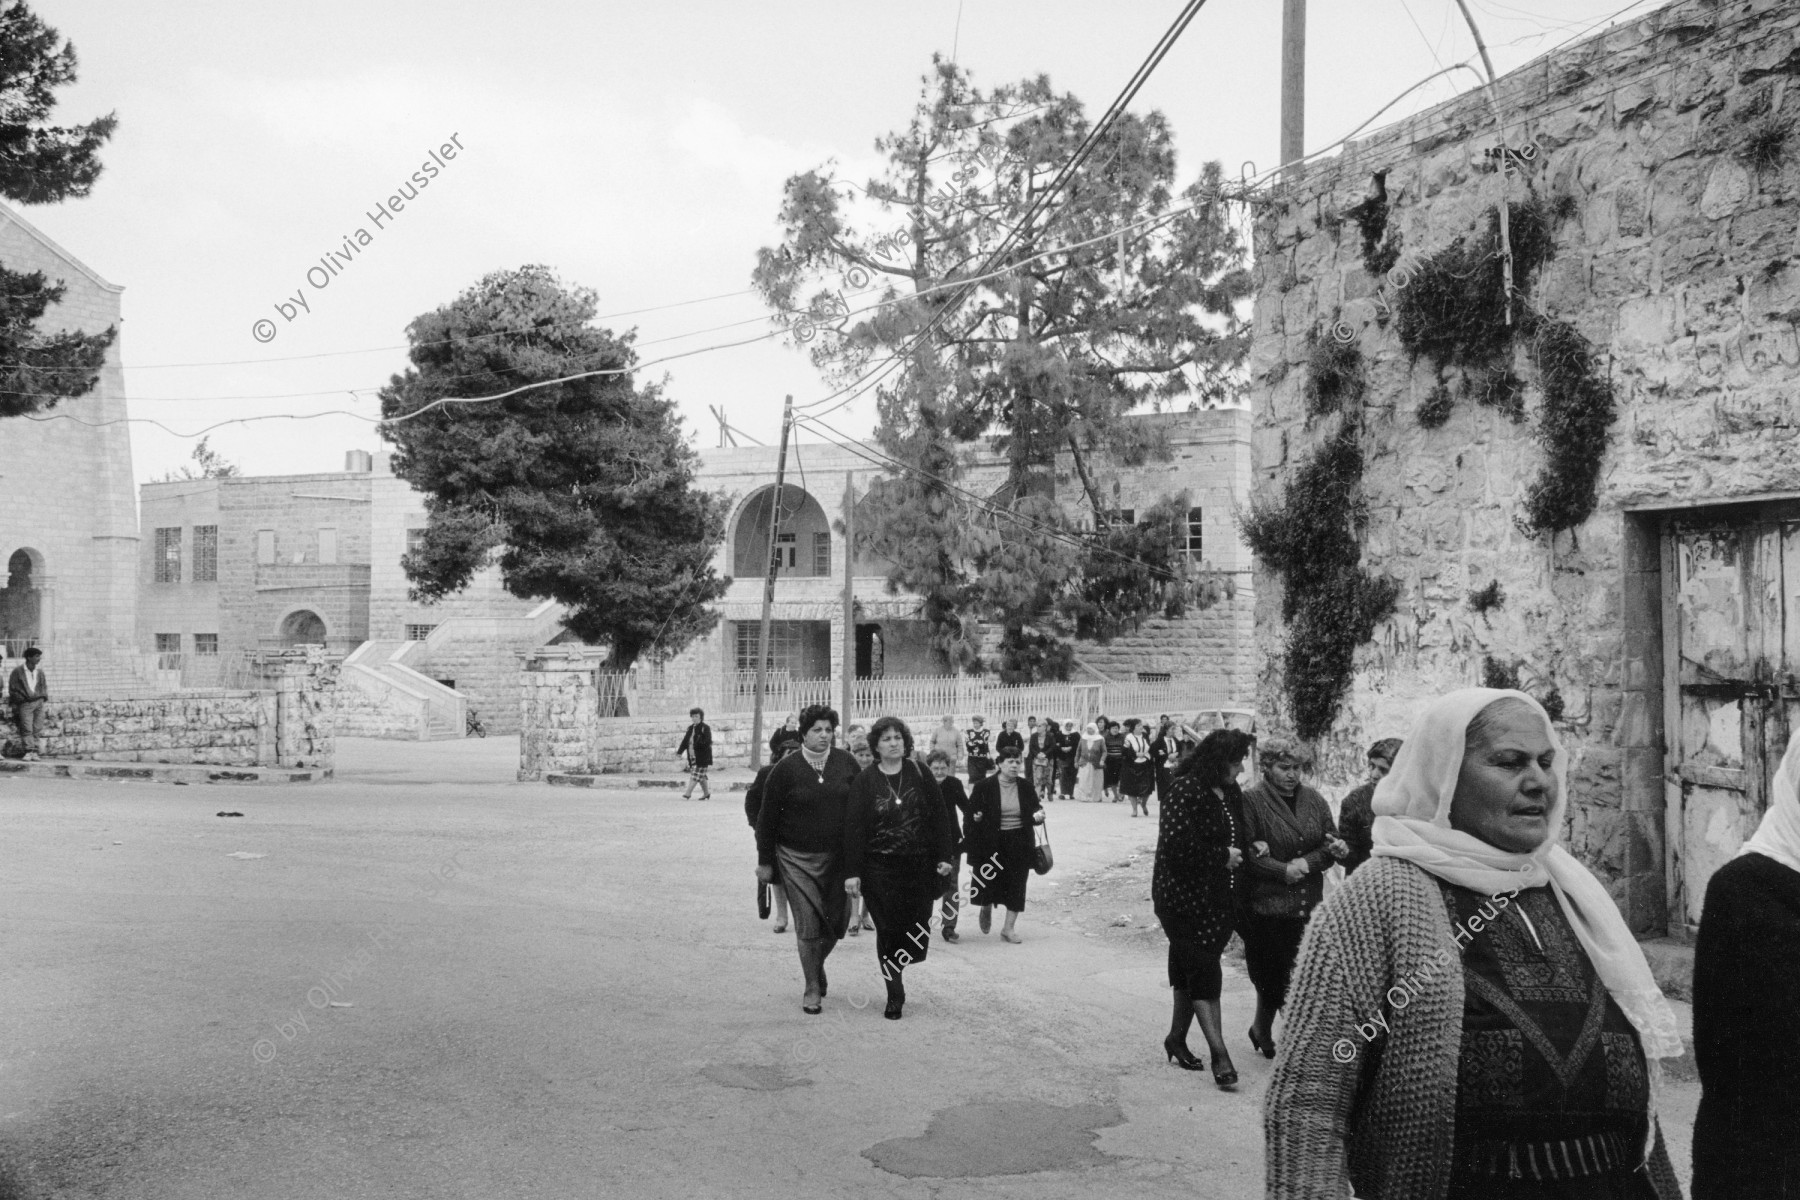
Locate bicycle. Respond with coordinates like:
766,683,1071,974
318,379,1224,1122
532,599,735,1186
465,707,488,738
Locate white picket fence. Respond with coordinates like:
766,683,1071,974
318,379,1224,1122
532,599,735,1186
611,671,1238,725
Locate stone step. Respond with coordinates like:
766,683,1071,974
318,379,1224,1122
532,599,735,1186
0,758,331,785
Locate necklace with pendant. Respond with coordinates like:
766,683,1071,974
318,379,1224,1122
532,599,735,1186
801,747,829,782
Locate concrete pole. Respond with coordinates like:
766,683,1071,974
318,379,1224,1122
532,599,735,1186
748,397,793,768
1280,0,1306,181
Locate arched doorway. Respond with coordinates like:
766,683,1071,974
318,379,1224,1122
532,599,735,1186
0,548,43,655
279,609,328,645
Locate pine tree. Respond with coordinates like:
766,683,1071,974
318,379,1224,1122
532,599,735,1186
378,266,730,669
0,0,119,420
754,58,1250,679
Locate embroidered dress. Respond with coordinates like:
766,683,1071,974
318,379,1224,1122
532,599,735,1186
1439,881,1655,1198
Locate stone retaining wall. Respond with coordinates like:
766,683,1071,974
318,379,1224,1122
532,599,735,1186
0,692,269,765
0,648,338,768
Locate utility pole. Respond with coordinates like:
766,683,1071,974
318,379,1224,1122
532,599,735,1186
841,473,856,730
748,397,793,769
1280,0,1306,181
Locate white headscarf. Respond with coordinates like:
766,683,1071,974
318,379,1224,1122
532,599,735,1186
1371,687,1683,1060
1740,727,1800,876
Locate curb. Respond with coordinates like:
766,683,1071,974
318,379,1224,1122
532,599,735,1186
544,774,751,791
0,759,332,786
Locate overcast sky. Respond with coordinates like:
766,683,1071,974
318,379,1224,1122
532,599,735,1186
24,0,1662,484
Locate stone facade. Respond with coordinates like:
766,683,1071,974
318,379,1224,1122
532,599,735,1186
658,407,1257,710
1247,0,1800,933
0,200,138,661
139,453,552,735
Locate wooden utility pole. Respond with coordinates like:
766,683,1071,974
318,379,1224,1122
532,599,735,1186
841,473,856,730
748,396,793,768
1280,0,1306,180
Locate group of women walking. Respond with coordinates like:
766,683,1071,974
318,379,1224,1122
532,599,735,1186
751,706,1045,1021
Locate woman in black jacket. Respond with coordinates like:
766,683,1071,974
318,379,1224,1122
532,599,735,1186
1154,729,1252,1088
963,743,1044,943
844,716,954,1019
1692,729,1800,1197
755,704,862,1015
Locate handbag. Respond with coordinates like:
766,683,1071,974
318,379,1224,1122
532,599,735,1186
1033,820,1054,875
757,879,772,920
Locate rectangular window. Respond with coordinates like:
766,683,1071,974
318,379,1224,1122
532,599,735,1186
405,624,436,641
734,621,810,675
406,527,427,557
1185,506,1203,560
318,527,338,565
775,531,797,569
256,529,276,565
192,525,218,582
155,633,181,654
812,531,830,576
154,527,182,583
193,634,219,656
1137,671,1172,683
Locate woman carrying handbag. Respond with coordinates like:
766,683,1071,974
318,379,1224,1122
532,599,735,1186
963,744,1044,943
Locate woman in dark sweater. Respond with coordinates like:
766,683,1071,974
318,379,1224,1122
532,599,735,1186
1239,735,1346,1057
963,743,1044,942
1154,728,1252,1087
844,717,954,1019
1693,729,1800,1198
1336,736,1401,875
745,731,803,933
755,704,861,1015
1054,720,1081,801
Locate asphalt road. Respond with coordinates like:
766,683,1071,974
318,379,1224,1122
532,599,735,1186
0,737,1696,1199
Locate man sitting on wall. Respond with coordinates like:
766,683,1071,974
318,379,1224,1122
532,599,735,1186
7,646,48,761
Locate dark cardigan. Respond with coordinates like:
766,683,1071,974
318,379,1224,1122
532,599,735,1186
961,772,1043,871
841,759,953,879
753,748,861,867
1337,781,1377,875
935,773,971,854
1692,850,1800,1199
675,721,713,769
1240,780,1337,917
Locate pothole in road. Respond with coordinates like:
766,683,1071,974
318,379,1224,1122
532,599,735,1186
863,1100,1124,1177
699,1062,812,1091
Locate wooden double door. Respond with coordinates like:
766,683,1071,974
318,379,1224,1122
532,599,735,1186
1666,501,1800,930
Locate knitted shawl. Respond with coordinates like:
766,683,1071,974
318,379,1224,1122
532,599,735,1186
1263,856,1682,1200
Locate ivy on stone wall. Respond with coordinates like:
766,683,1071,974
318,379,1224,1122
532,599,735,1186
1241,421,1399,741
1391,197,1617,535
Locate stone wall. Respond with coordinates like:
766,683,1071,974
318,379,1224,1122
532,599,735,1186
0,649,338,767
0,693,269,764
1246,0,1800,932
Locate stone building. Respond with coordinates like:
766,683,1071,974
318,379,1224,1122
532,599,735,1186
138,452,557,736
0,200,139,672
650,407,1256,711
1246,0,1800,934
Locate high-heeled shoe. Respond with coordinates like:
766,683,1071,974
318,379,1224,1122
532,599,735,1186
1248,1026,1275,1059
1163,1036,1204,1070
803,995,822,1015
1210,1053,1238,1088
884,981,904,1020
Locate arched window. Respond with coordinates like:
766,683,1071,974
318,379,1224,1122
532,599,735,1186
279,610,328,644
732,484,831,578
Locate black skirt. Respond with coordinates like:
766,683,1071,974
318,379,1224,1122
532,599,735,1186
862,857,938,974
970,826,1034,911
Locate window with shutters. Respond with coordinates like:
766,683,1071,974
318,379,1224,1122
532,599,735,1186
192,525,218,582
812,531,830,576
1185,506,1204,560
154,527,181,583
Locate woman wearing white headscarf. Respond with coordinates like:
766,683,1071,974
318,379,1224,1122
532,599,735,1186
1691,727,1800,1197
1264,688,1684,1199
1076,722,1106,803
